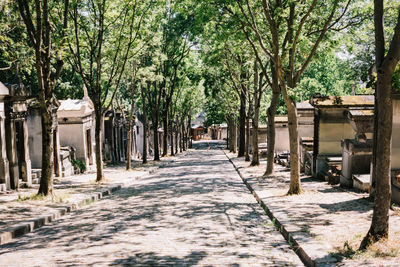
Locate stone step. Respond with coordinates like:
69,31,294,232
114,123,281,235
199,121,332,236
353,174,370,192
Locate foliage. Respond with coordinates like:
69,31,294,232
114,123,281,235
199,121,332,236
72,159,86,173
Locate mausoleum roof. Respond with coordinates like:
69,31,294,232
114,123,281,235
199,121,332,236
310,95,374,108
191,124,204,129
0,82,9,96
58,98,94,118
296,101,313,110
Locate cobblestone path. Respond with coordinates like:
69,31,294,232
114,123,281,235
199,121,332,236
0,143,303,266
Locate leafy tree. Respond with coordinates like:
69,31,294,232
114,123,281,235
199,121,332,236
16,0,69,195
229,0,352,194
68,0,148,181
360,0,400,250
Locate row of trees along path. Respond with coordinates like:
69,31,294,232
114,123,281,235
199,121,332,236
3,0,400,251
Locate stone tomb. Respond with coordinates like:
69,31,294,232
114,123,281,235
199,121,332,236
4,83,32,189
391,94,400,203
135,115,149,159
27,98,62,180
310,95,374,179
297,101,314,140
220,124,228,140
57,98,95,170
249,124,268,153
340,108,374,188
300,137,314,174
208,124,222,140
274,116,290,153
191,125,204,141
0,82,10,190
103,110,136,163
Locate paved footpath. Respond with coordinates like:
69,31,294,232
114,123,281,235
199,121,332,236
0,143,303,266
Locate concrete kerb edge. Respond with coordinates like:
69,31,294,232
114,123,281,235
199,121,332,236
222,150,316,267
0,155,181,246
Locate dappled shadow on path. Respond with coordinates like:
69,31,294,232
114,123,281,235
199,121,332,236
234,156,374,251
110,251,207,266
0,142,302,266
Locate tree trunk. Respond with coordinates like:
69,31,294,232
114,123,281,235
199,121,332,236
170,123,175,156
188,116,192,149
141,86,148,164
264,61,280,176
153,120,160,161
95,108,104,182
226,119,230,149
264,92,279,175
238,89,246,157
251,120,259,166
38,107,54,195
251,59,260,166
228,118,233,152
175,123,179,154
251,100,260,166
162,114,168,157
360,2,400,248
360,69,393,249
179,123,183,152
286,102,302,194
126,127,132,170
232,120,237,154
245,113,251,161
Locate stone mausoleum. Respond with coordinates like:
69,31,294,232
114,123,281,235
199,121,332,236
27,98,62,180
57,97,95,170
310,94,374,180
0,82,32,190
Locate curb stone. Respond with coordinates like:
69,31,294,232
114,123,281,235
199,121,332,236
223,150,337,267
0,158,176,246
0,184,122,246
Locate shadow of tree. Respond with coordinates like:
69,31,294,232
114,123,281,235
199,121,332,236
110,251,207,266
0,142,302,266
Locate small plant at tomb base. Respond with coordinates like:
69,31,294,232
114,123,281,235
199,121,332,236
72,159,86,173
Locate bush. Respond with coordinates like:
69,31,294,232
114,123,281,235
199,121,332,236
72,159,86,173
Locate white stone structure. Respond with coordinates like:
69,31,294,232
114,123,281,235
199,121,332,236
27,98,62,178
297,101,314,139
57,98,95,169
220,124,228,140
310,95,374,179
0,83,10,190
274,116,290,152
